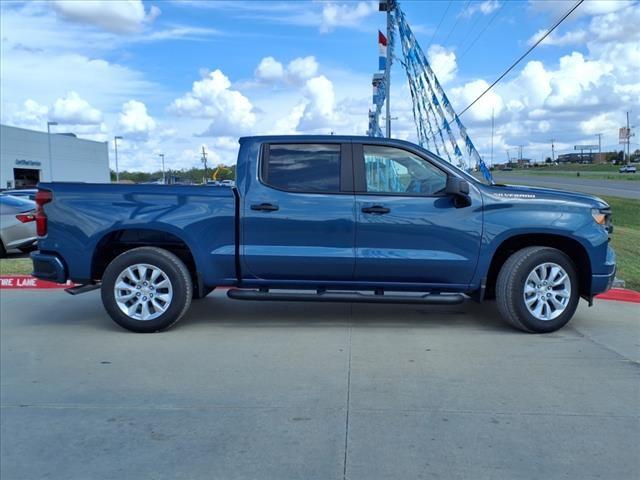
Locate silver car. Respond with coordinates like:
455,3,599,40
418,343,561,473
0,195,37,256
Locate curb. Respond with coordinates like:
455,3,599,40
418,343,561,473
596,288,640,304
0,275,75,289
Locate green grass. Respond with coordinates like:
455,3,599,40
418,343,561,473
610,227,640,291
0,257,32,275
600,196,640,291
601,196,640,228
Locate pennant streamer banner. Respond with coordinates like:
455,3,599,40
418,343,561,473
366,2,493,183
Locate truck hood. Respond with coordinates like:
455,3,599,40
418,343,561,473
484,183,609,209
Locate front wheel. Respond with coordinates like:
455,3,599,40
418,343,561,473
496,247,579,333
101,247,193,333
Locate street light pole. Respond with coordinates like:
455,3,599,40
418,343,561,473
159,154,165,184
47,121,58,181
114,136,123,183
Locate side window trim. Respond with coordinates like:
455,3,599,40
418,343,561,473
354,143,449,197
259,142,354,195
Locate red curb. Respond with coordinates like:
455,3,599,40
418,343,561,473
596,288,640,304
0,275,75,289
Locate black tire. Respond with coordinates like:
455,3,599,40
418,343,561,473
496,246,579,333
0,240,6,258
101,247,192,333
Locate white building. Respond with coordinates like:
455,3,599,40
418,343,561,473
1,124,110,189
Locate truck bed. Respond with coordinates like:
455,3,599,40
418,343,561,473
37,182,238,286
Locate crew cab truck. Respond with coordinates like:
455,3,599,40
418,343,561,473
31,136,616,333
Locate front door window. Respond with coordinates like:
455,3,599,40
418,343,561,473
363,145,447,196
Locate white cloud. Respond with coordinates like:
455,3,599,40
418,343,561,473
254,55,319,85
7,99,50,131
170,69,256,136
255,57,285,82
464,0,501,17
51,91,103,125
579,112,618,135
451,79,504,122
529,0,634,19
296,75,340,132
118,100,156,139
286,56,319,83
427,44,457,85
320,1,377,33
51,0,161,34
528,28,587,47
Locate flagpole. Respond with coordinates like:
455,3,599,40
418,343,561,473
385,3,391,138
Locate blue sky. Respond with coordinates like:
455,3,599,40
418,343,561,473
1,0,638,171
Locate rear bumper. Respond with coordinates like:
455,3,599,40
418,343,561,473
30,251,67,284
590,245,616,295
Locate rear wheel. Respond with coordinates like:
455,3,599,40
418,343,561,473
101,247,192,333
496,247,579,333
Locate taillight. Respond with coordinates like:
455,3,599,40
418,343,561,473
35,189,53,237
16,212,36,223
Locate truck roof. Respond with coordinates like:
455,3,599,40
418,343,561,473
238,135,423,149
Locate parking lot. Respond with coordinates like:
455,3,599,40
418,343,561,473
1,289,639,480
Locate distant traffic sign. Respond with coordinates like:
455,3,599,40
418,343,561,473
619,127,630,144
574,145,598,150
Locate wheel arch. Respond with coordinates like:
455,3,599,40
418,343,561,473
484,233,591,299
91,228,200,291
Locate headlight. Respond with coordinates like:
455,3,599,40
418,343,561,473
592,207,612,233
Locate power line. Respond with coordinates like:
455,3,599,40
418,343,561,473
426,0,453,50
442,0,471,46
458,1,506,61
458,0,584,117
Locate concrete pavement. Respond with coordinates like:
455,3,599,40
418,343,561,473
1,290,639,479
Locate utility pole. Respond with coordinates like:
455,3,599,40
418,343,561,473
490,108,494,168
550,138,555,162
159,154,165,184
596,133,602,160
201,146,208,183
114,136,122,183
626,111,631,165
46,121,58,181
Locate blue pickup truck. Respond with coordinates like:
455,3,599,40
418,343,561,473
31,136,616,333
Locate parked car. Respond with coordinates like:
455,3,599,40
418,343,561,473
0,195,37,256
619,165,637,173
1,188,38,200
220,179,235,187
31,136,615,333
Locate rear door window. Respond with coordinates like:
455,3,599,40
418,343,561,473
263,144,341,193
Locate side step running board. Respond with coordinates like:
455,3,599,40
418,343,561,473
65,283,101,295
227,289,465,305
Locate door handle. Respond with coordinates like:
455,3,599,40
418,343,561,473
251,202,279,212
361,205,390,214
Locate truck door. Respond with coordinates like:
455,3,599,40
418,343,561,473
241,142,356,281
353,143,482,287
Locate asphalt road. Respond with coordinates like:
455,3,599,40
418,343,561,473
492,173,640,199
1,290,639,480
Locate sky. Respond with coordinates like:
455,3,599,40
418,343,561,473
1,0,639,172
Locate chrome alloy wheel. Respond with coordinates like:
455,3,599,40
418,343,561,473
114,263,173,321
523,262,571,321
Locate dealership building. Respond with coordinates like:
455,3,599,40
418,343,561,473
0,124,110,189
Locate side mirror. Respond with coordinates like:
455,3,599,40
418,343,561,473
445,177,471,207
